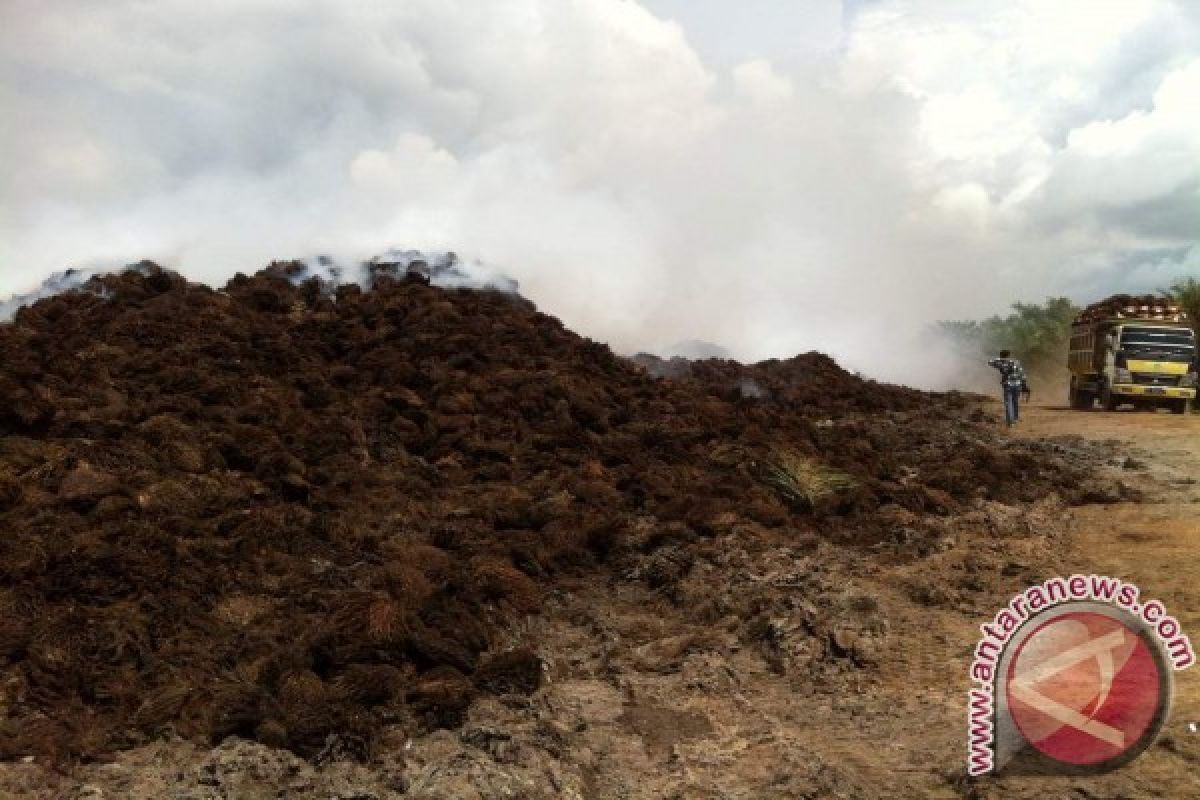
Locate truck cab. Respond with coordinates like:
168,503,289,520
1069,317,1197,413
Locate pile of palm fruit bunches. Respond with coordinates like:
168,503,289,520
1073,294,1188,324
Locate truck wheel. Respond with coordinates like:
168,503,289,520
1069,380,1093,410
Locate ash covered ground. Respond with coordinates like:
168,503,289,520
0,263,1132,797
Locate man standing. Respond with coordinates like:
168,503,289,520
988,349,1029,426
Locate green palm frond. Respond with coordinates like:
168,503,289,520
761,450,856,511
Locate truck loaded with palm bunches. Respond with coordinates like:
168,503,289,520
1068,295,1198,413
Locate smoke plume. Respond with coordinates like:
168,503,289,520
3,1,1198,387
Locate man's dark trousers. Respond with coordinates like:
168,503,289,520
1003,385,1020,425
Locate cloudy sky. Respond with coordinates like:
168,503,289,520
2,0,1198,385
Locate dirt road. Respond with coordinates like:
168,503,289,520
1000,402,1200,795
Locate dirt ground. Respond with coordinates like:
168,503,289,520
996,402,1200,798
1,399,1196,799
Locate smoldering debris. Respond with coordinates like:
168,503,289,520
0,262,1103,765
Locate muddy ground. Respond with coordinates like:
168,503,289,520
0,266,1197,798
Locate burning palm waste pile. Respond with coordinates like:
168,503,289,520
0,261,1131,796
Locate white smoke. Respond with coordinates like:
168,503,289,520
2,1,1198,387
281,250,518,293
660,340,733,360
0,267,115,321
0,250,519,321
369,250,518,292
737,378,767,399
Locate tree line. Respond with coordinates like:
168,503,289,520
936,279,1200,376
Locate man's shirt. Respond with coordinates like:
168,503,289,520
987,357,1027,389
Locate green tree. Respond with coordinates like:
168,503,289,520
1163,277,1200,336
936,297,1080,373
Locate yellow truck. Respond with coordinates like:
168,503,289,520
1068,296,1197,413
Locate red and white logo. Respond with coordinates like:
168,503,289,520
1005,610,1167,768
968,577,1192,776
